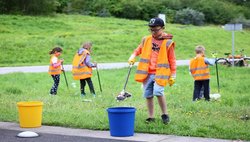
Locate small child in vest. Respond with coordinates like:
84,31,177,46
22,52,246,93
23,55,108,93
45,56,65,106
72,42,97,97
189,45,215,101
48,47,64,95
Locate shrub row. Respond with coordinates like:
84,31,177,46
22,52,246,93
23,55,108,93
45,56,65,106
1,0,250,25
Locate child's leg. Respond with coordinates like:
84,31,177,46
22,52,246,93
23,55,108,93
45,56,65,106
80,79,86,95
157,95,167,114
153,82,167,114
203,80,210,101
86,78,95,94
193,80,202,101
50,75,60,95
199,85,204,99
146,97,154,118
143,75,154,119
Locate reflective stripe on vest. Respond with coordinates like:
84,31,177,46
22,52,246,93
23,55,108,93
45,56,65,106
49,65,61,73
192,73,210,77
140,58,149,63
157,64,170,68
136,70,148,74
48,56,61,75
166,40,172,47
72,71,92,76
190,57,210,80
72,50,92,80
155,75,170,79
72,65,87,69
135,35,172,86
189,66,208,72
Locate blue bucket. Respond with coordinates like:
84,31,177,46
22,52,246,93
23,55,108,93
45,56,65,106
107,107,136,137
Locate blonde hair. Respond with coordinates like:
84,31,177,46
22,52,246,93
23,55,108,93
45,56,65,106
81,42,92,49
195,45,205,54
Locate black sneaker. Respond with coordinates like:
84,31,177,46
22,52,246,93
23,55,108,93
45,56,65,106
161,114,170,124
145,118,155,123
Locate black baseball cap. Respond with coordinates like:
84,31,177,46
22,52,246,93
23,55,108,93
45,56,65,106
148,17,164,27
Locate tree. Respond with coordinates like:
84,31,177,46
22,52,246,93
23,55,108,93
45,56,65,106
0,0,58,15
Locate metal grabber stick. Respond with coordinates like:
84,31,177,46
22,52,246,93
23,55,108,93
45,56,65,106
215,58,220,93
123,64,133,92
116,64,133,101
61,63,69,89
96,65,102,92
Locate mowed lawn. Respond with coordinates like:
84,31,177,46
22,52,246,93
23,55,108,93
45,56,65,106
0,66,249,140
1,14,250,66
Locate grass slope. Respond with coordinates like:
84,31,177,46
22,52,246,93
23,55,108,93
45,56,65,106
0,14,250,66
0,66,249,140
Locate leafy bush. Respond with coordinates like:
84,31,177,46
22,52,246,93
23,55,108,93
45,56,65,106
140,1,163,20
174,8,205,25
159,0,250,25
56,0,69,13
0,0,58,15
161,8,176,23
1,0,250,25
161,0,185,10
110,0,142,19
69,0,112,17
232,15,250,29
194,0,237,24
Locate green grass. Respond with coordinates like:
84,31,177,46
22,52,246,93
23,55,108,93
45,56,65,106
0,66,249,140
1,14,250,66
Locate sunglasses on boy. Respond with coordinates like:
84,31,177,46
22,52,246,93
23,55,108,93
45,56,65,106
148,27,162,33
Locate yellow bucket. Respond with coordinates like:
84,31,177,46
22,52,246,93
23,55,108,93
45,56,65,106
17,101,43,128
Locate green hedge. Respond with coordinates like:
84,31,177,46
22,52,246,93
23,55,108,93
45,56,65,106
1,0,250,25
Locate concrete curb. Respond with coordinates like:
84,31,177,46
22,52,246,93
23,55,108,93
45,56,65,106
0,122,244,142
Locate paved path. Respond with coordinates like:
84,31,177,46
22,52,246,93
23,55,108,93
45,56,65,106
0,60,189,74
0,122,246,142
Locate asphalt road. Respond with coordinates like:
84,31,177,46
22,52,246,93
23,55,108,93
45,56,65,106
0,129,137,142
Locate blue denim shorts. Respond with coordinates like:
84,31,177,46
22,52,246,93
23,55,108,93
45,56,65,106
143,74,165,98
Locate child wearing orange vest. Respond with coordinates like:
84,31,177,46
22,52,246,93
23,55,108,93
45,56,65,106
128,17,176,124
72,42,97,97
48,47,64,95
189,45,215,101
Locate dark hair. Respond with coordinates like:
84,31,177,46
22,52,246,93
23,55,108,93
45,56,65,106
49,47,63,55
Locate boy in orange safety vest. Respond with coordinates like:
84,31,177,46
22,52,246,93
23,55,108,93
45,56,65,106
72,42,97,97
48,47,64,95
189,45,215,101
128,17,176,124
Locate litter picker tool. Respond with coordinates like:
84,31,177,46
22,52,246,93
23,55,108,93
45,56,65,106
214,57,231,93
116,64,133,101
96,65,102,92
215,57,220,93
210,53,221,100
61,63,69,89
210,57,222,100
211,52,222,93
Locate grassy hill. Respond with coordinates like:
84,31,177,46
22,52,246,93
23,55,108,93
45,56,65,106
0,14,250,66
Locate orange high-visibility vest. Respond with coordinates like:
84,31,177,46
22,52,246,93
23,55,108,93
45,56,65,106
72,49,92,80
135,36,173,86
190,56,210,80
48,55,61,75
